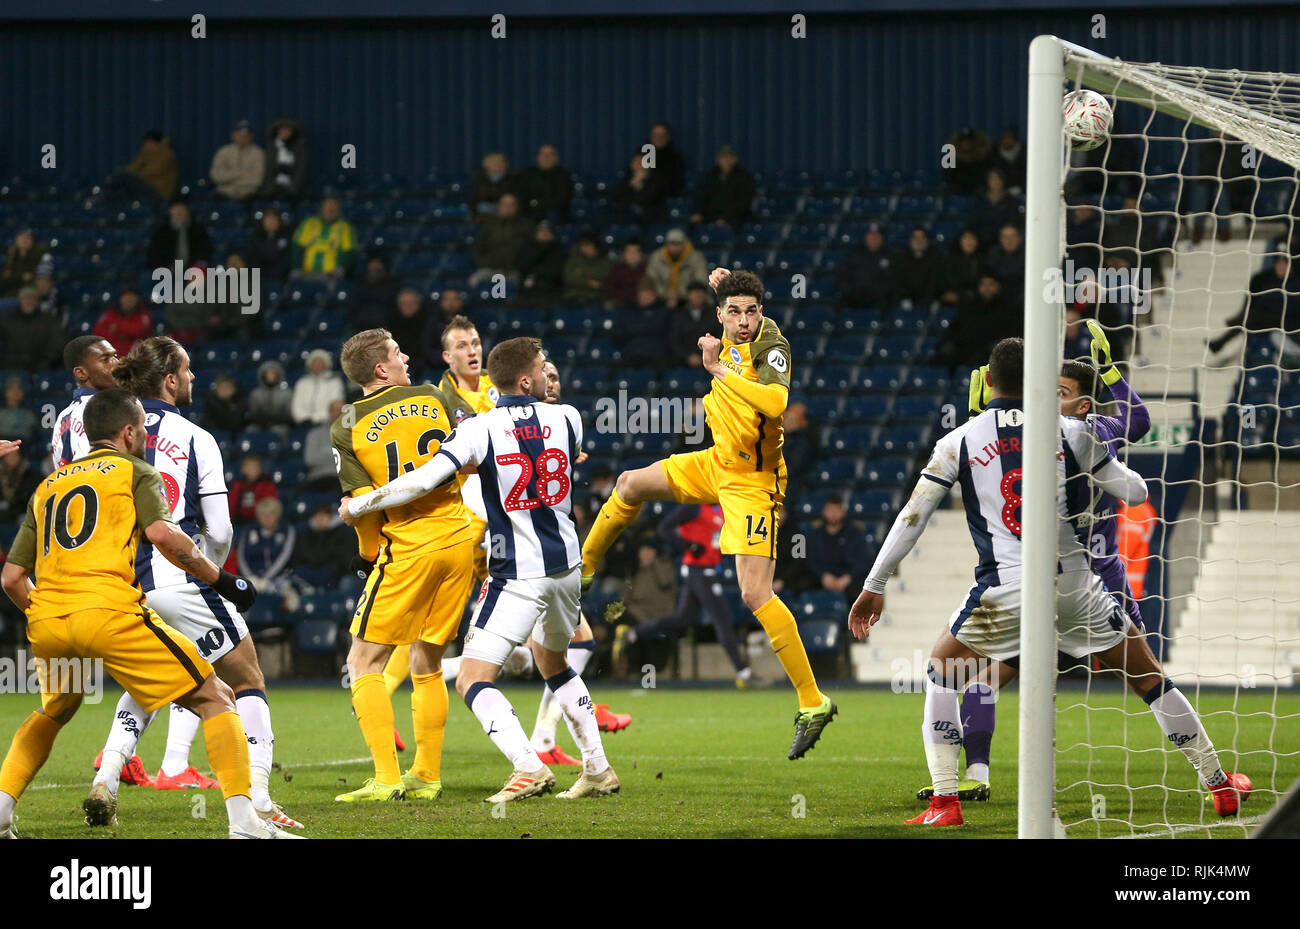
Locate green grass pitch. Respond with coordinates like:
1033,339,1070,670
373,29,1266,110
2,683,1295,838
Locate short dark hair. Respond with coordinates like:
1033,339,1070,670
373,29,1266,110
988,337,1024,393
64,335,108,375
1061,358,1100,413
486,337,544,391
440,314,478,352
715,270,764,305
114,336,186,399
825,493,844,506
83,388,142,443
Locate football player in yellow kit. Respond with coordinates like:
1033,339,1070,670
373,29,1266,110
332,329,478,802
581,269,836,758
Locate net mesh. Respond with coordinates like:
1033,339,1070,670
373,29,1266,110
1048,50,1300,837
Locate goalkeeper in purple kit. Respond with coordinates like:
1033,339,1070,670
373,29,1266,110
919,320,1153,801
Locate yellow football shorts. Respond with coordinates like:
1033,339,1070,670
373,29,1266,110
352,538,477,646
661,446,787,558
468,514,489,583
26,607,212,715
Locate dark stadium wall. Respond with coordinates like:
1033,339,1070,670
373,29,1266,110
2,9,1297,184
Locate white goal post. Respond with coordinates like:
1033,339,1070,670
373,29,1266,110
1021,35,1300,838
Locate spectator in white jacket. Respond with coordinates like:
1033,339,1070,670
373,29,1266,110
291,348,345,425
210,120,265,201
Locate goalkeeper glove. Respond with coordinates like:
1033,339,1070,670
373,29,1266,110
968,364,992,418
213,570,258,613
1086,319,1122,386
349,554,375,582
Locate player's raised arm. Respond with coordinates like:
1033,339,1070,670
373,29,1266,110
699,336,790,419
849,436,960,640
1067,421,1148,506
1085,320,1151,443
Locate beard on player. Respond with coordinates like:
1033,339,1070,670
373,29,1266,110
542,360,562,403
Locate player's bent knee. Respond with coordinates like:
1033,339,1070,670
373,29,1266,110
42,691,83,724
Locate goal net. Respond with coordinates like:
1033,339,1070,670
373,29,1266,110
1023,37,1300,838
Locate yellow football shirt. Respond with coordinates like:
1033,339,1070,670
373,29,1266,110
438,370,498,414
8,448,174,622
704,316,792,472
331,384,475,559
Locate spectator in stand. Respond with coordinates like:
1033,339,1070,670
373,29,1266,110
237,497,298,609
209,119,265,201
201,374,247,433
895,227,945,304
0,444,41,526
515,143,573,223
1,229,48,297
772,508,816,597
2,287,63,371
469,192,534,287
613,151,670,224
104,129,178,206
0,378,38,445
387,290,431,377
259,117,308,201
935,275,1020,369
691,144,755,228
607,539,679,679
292,196,357,278
780,401,816,509
1065,204,1103,272
147,199,213,271
248,208,292,283
667,281,721,366
943,127,993,196
33,268,62,321
229,454,279,524
806,494,869,608
984,223,1025,298
304,399,346,491
516,220,566,305
837,223,896,308
248,360,293,428
938,228,983,308
618,282,672,367
291,503,355,589
348,253,399,332
648,121,687,197
469,152,518,219
646,228,708,308
605,239,647,307
92,286,153,357
563,232,613,303
291,349,345,426
972,169,1022,244
992,126,1027,195
1207,254,1296,362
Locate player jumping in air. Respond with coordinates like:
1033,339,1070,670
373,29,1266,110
918,322,1154,802
86,338,301,828
0,389,296,838
580,268,835,759
342,337,618,801
852,338,1250,826
331,329,481,803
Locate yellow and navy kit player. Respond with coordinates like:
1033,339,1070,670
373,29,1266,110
665,314,791,558
438,368,499,415
438,367,498,581
10,449,217,712
331,382,478,647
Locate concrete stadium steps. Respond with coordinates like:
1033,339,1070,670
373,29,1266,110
1131,231,1266,425
849,502,976,684
1163,511,1300,687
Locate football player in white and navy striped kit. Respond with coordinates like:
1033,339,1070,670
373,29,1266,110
342,337,619,802
86,337,302,829
51,336,120,469
850,338,1250,826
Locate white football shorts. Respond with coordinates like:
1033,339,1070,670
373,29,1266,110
145,583,250,663
461,566,582,666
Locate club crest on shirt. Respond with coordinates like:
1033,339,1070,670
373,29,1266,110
729,346,743,365
144,413,161,427
160,472,180,511
487,386,500,404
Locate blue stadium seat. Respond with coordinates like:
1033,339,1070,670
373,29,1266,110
238,429,285,457
815,459,858,484
584,432,624,456
614,368,656,393
808,365,855,393
870,334,924,362
567,366,609,393
662,368,709,394
861,455,909,486
586,338,621,363
546,334,586,362
828,425,873,455
500,308,545,334
858,364,905,391
851,489,898,520
891,394,941,423
876,425,927,455
826,333,870,363
298,592,357,621
289,492,341,518
838,309,884,333
788,334,823,364
295,619,340,654
796,591,844,622
799,619,842,656
789,304,836,334
801,395,840,423
244,598,285,631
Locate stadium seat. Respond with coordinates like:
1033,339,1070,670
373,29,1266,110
808,365,856,393
295,619,340,654
861,455,909,486
891,394,941,423
839,309,884,333
796,590,844,622
238,429,285,457
828,425,873,455
850,489,898,520
798,619,842,656
815,459,858,484
858,364,905,391
789,304,836,334
298,591,357,621
826,333,871,363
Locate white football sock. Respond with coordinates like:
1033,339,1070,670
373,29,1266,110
94,693,157,790
0,789,15,827
922,671,963,797
466,682,542,772
235,690,275,810
547,668,608,776
568,642,594,676
1146,684,1226,788
225,794,259,831
441,656,461,684
966,762,990,782
161,704,201,777
531,687,564,751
